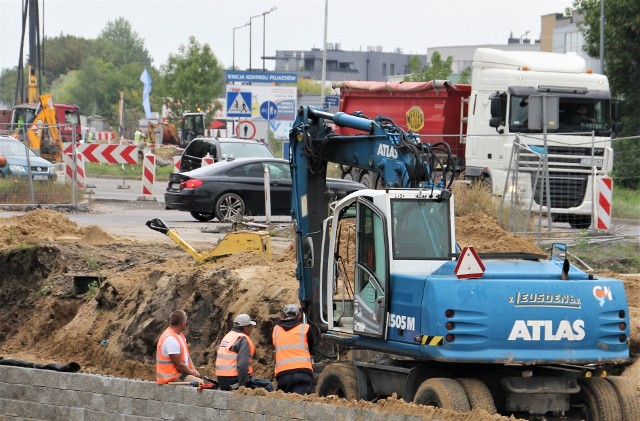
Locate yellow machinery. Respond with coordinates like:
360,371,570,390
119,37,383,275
146,218,271,263
12,94,63,162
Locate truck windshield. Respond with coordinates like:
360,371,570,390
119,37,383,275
391,199,451,260
509,95,611,134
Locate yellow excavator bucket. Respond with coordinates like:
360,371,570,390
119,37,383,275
146,218,271,264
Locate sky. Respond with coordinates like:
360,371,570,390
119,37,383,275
0,0,574,72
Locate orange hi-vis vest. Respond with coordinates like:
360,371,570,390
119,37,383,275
156,327,190,384
215,330,255,377
272,322,313,376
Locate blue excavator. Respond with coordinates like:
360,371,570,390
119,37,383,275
288,106,636,420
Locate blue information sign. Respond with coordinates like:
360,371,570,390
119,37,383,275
226,71,298,84
260,101,278,120
324,95,340,106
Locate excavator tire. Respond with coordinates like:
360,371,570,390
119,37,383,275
605,376,640,421
315,363,359,401
572,377,623,421
413,378,470,412
457,378,497,414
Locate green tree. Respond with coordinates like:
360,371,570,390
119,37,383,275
0,67,21,105
573,0,640,188
459,68,471,85
93,17,151,67
405,51,453,82
407,55,423,74
162,36,224,126
43,34,92,84
296,78,332,95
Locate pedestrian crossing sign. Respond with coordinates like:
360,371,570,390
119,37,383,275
226,92,252,117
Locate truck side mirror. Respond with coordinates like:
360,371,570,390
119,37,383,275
489,95,502,128
612,100,622,122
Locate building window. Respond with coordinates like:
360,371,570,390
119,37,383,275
390,64,395,75
382,63,387,75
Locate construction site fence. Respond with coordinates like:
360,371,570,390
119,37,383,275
0,365,416,421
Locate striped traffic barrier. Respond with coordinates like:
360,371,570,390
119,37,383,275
201,153,214,167
64,152,86,189
596,176,612,230
138,153,156,201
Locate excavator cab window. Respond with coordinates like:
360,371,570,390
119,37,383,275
391,199,451,260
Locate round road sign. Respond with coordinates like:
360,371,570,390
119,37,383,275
236,120,257,139
260,101,278,120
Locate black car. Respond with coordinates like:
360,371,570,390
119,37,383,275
179,137,275,172
165,157,367,222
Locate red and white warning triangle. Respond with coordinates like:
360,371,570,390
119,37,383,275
454,246,485,279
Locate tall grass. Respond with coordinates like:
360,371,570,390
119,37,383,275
612,186,640,219
451,181,500,218
0,178,76,204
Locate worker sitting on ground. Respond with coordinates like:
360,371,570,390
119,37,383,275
272,304,319,395
215,314,274,392
155,310,204,385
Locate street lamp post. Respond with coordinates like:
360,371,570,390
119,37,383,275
262,7,277,71
249,7,276,71
233,22,250,70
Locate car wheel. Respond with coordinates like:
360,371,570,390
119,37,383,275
214,192,246,222
189,211,215,222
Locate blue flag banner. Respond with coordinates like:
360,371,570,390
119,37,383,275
140,68,152,119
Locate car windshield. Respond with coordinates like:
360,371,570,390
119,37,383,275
391,199,451,260
0,139,36,157
218,142,274,159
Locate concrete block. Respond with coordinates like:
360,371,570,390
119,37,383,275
58,388,84,408
143,399,162,419
200,389,228,410
153,384,184,404
0,384,26,400
59,372,77,390
1,366,34,385
125,381,155,400
109,378,128,397
405,416,426,421
32,385,60,405
361,408,406,421
0,398,21,416
130,398,148,416
117,397,134,415
259,396,305,419
30,369,60,387
83,409,124,421
172,404,206,420
69,407,86,421
181,387,212,407
204,408,221,419
225,410,265,421
102,395,121,413
76,374,112,394
335,405,363,420
304,402,338,419
227,393,261,414
159,400,178,419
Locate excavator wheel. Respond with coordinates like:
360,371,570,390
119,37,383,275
605,376,640,421
315,363,359,401
413,378,470,412
571,377,623,421
456,378,497,413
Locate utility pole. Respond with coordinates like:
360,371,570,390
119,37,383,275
320,0,328,105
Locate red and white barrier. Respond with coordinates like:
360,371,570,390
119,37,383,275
596,176,613,230
95,131,116,141
142,154,155,197
64,152,86,189
62,143,137,164
173,156,181,173
201,153,214,167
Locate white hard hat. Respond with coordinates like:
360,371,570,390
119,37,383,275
234,314,256,327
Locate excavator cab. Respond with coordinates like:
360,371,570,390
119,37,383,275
180,112,206,147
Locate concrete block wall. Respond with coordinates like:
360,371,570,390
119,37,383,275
0,365,429,420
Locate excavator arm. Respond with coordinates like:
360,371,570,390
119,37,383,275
289,106,454,324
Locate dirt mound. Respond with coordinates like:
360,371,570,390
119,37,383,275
0,209,637,420
0,208,115,247
456,213,545,255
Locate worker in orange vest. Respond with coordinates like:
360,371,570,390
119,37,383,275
215,314,273,391
272,304,319,394
156,310,203,384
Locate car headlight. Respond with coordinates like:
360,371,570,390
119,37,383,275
9,165,27,173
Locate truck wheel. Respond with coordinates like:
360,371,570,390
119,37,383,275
189,211,215,222
606,376,640,421
413,378,470,412
568,215,592,229
214,193,245,222
457,378,497,414
572,377,623,421
316,363,359,401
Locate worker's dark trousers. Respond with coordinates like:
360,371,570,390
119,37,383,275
276,372,313,395
217,376,274,392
